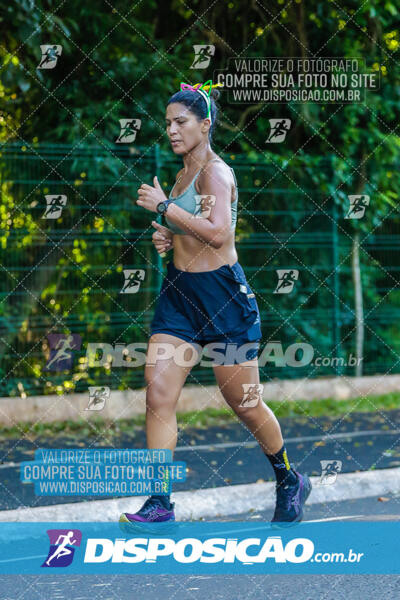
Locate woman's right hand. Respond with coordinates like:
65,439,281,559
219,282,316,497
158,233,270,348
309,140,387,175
151,220,174,255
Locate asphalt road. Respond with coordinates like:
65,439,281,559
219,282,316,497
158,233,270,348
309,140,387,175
0,493,399,600
0,572,399,600
1,409,399,511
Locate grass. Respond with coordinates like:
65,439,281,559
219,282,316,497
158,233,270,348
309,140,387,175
0,391,399,440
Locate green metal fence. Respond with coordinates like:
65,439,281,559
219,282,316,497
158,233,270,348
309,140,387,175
1,142,399,397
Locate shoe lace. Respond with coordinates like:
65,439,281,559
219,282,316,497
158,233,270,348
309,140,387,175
140,497,164,517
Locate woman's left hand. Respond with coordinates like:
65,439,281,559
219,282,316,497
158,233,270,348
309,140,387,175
136,176,168,213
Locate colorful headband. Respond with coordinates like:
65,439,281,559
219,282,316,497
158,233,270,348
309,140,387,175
180,80,216,123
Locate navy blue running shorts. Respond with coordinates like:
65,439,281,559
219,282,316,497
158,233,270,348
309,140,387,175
150,261,262,365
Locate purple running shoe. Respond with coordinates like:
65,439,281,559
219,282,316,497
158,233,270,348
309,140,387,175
119,496,176,534
271,470,312,528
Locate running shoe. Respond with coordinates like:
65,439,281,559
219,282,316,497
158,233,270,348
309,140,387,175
271,470,312,528
119,496,176,534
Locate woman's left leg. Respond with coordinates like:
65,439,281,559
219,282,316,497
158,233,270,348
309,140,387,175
212,357,283,455
213,356,312,524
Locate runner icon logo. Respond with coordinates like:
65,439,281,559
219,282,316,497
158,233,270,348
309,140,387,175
274,269,299,294
319,460,342,485
239,383,264,408
86,386,110,411
37,45,62,69
192,195,216,219
345,195,370,219
190,45,215,69
42,194,67,219
116,119,141,143
120,269,145,294
41,529,82,568
44,333,82,372
266,119,291,143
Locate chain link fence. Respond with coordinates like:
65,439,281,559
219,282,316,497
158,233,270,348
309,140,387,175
1,143,399,397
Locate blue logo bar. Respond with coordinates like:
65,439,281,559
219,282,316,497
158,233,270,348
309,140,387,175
0,522,398,574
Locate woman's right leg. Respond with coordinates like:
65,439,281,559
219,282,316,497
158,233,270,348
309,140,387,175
119,332,199,528
145,332,199,453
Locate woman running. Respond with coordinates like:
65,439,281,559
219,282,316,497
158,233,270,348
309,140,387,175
119,81,311,529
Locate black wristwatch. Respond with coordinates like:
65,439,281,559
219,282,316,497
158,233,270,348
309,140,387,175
156,199,171,215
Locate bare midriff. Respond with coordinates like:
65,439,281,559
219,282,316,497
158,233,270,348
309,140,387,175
172,228,238,272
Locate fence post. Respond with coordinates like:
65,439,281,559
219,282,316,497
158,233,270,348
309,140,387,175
331,172,342,376
154,144,164,292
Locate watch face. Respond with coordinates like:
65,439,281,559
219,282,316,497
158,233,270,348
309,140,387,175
157,202,166,214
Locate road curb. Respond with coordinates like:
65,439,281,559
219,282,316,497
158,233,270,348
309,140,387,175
0,468,398,522
1,373,400,424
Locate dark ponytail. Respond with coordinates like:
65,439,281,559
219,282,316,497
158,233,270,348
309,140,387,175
167,87,220,143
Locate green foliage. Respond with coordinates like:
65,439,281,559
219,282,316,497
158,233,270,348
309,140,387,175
1,1,400,395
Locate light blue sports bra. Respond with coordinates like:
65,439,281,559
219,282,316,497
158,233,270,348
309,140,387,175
164,158,238,235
